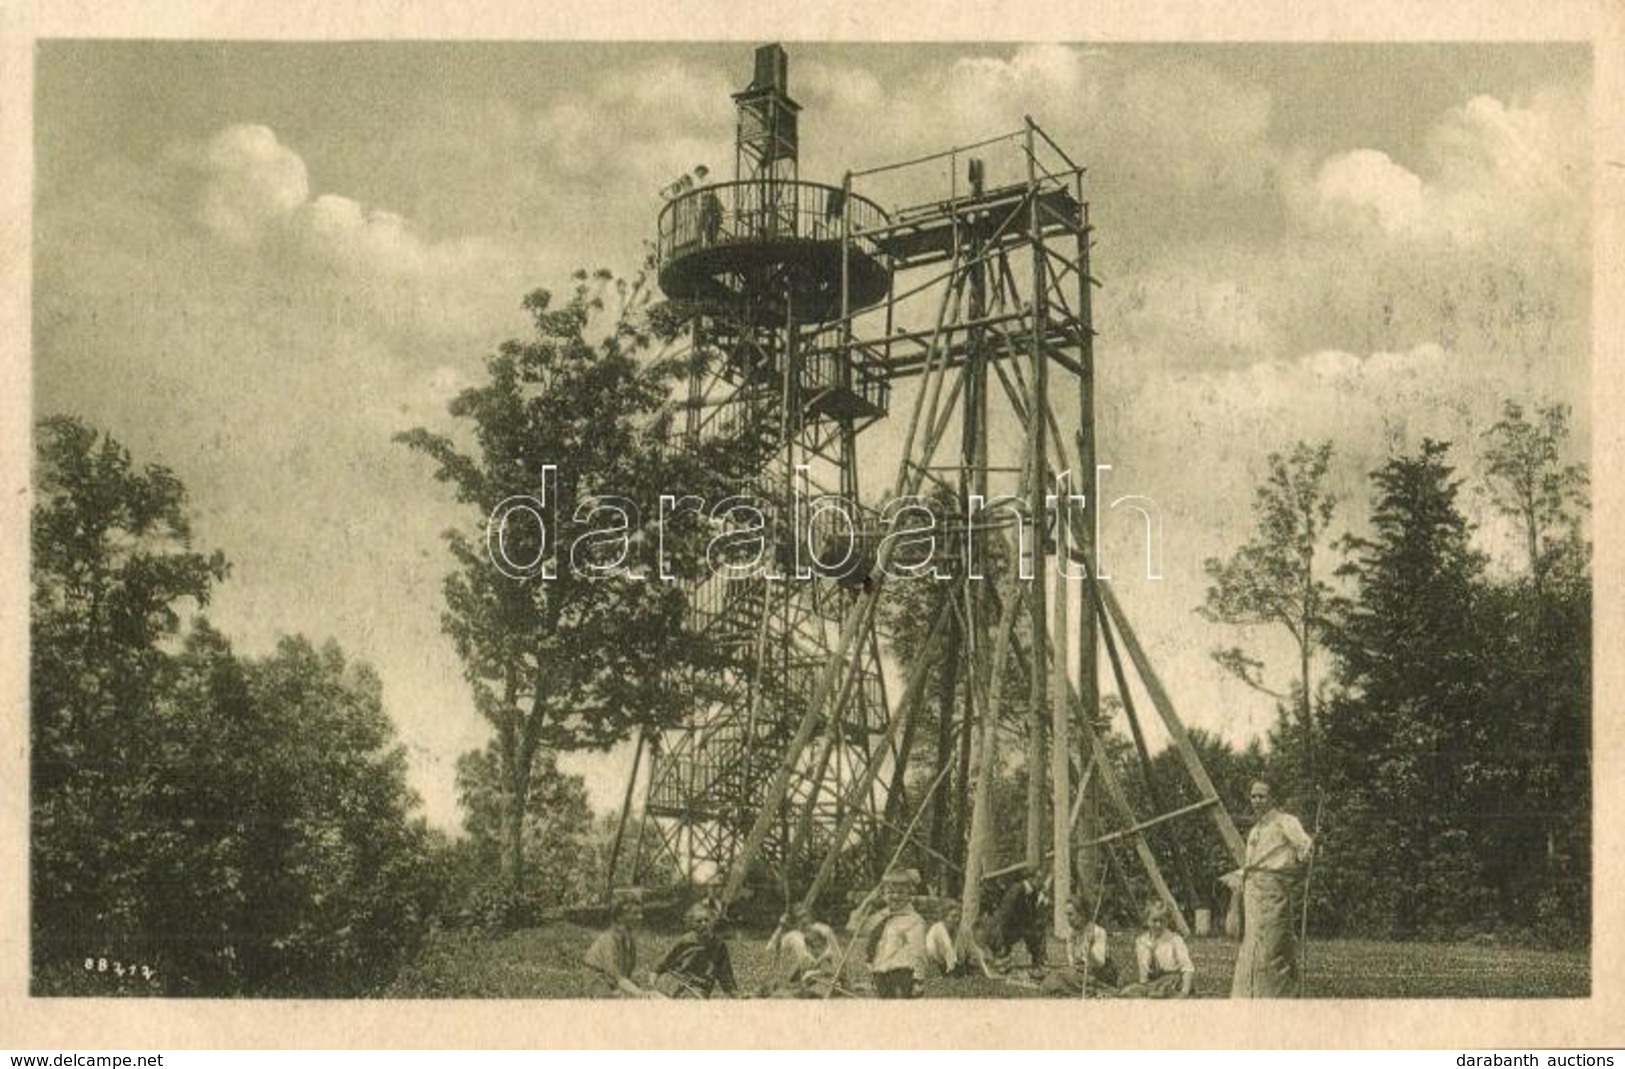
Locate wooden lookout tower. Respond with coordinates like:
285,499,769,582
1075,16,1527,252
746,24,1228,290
615,43,1248,938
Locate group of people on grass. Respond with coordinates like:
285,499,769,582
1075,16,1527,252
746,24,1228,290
584,779,1311,1000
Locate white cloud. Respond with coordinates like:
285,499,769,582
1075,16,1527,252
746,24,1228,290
1312,149,1429,235
1102,341,1550,544
529,58,734,190
37,45,1594,827
1106,250,1276,363
1111,59,1274,199
796,60,884,113
194,124,310,245
1296,88,1587,254
181,125,513,284
158,123,560,349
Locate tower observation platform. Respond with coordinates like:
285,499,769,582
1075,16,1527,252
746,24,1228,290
654,41,891,327
655,179,892,324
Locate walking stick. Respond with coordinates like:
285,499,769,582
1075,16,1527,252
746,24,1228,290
1081,874,1109,1000
1297,794,1324,994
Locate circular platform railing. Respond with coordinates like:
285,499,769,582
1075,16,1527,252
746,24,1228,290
656,179,891,275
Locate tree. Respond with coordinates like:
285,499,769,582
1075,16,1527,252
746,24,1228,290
455,742,596,908
1307,427,1591,946
30,416,229,976
1320,439,1491,938
233,636,438,994
1200,441,1337,788
1480,400,1588,592
398,272,738,894
1477,400,1591,941
31,418,437,994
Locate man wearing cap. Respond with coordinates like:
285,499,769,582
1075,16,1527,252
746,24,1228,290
1225,779,1313,998
855,868,929,998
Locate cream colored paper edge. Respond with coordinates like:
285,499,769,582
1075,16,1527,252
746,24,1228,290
0,0,1618,1050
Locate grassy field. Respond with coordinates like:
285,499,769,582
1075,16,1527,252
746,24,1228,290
382,921,1588,999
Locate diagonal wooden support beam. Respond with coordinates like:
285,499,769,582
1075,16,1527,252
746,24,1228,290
1065,676,1190,937
800,600,951,908
1097,582,1247,867
955,569,1025,947
1092,586,1205,911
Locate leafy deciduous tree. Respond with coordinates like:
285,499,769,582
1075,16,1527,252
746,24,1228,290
398,273,738,894
1480,400,1588,591
1200,441,1337,787
32,418,437,994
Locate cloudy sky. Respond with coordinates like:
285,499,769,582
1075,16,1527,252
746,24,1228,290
33,41,1592,830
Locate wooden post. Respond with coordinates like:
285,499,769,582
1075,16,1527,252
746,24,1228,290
1094,593,1204,912
801,603,949,907
1024,120,1049,876
603,729,646,899
927,600,959,887
956,573,1024,949
720,586,880,905
1072,141,1103,909
1051,524,1073,936
1068,677,1190,936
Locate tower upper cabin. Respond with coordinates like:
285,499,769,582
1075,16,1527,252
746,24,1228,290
654,44,892,324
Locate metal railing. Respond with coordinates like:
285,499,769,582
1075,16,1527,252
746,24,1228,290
657,179,891,269
799,344,890,417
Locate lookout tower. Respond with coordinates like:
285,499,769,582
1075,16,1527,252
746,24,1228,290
614,44,1248,936
634,44,897,900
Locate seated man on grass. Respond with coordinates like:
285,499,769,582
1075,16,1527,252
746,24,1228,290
989,864,1049,975
925,902,999,980
583,898,651,998
651,902,739,999
1040,897,1121,997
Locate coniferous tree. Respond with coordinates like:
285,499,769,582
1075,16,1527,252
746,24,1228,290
1321,439,1491,937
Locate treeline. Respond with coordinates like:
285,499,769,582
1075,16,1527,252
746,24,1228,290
1193,407,1590,946
30,417,445,994
1311,433,1589,945
876,403,1589,950
434,742,679,932
30,410,670,997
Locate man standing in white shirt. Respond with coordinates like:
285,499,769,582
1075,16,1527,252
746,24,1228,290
1227,779,1313,997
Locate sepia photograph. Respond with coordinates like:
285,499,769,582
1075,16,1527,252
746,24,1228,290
5,2,1620,1050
